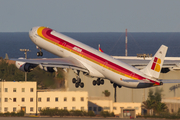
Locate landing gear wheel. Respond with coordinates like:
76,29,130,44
110,81,113,84
72,78,76,83
93,80,96,86
76,78,81,83
75,82,79,88
100,79,104,85
113,83,117,88
80,82,84,88
37,52,40,56
40,52,43,56
37,51,43,56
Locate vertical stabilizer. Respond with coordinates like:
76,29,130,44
140,45,168,79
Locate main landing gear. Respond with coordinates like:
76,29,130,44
92,78,104,86
72,77,84,88
72,70,84,88
36,46,43,56
110,81,121,102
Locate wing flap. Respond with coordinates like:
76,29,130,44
42,64,89,72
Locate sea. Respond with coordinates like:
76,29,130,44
0,32,180,59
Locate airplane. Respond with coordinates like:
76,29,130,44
11,26,168,89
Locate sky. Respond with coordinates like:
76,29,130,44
0,0,180,32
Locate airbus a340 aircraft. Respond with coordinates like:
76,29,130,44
12,26,168,89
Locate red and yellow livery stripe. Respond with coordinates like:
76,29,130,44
99,48,104,52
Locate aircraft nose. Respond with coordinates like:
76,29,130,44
29,27,35,36
29,27,39,35
29,26,41,37
29,27,40,43
29,28,33,36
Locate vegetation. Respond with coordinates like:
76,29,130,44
0,59,65,89
139,88,180,119
40,108,96,117
100,111,115,117
0,110,25,117
39,108,116,117
102,90,110,97
142,87,167,115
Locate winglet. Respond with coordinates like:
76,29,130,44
140,45,168,79
98,44,104,52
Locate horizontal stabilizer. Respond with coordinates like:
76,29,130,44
160,80,180,83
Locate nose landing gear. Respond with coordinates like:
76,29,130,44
36,46,43,56
37,51,43,56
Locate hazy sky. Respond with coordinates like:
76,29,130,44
0,0,180,32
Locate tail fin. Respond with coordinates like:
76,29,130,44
140,45,168,79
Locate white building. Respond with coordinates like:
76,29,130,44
38,90,88,111
0,81,36,113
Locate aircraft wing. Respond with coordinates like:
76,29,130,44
11,57,89,73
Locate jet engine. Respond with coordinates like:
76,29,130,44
161,68,170,73
16,61,37,72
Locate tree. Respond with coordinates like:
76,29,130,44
102,90,110,97
142,87,167,115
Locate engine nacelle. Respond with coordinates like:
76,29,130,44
16,61,37,72
161,68,170,73
39,64,57,72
